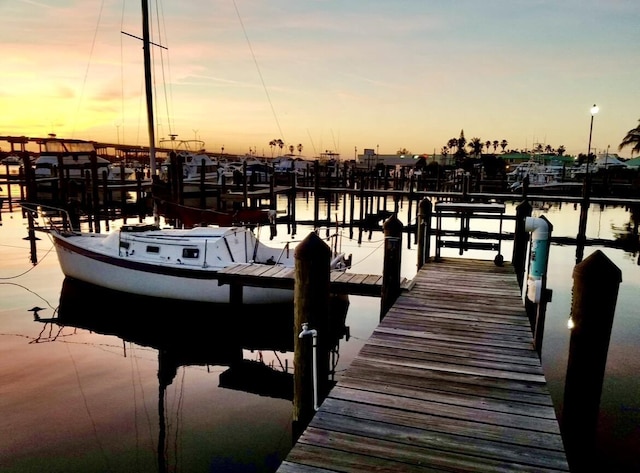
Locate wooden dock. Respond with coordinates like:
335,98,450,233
277,258,569,472
217,264,412,297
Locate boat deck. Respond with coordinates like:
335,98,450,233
277,257,569,472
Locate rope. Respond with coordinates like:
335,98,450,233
232,0,285,143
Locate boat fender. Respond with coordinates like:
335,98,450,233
524,216,549,303
330,254,345,269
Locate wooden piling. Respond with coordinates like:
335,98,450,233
4,162,13,212
562,249,621,472
358,174,365,244
293,231,331,433
513,200,533,289
89,152,101,233
380,214,403,319
313,160,320,227
26,210,38,265
533,215,553,356
416,198,432,269
576,175,591,264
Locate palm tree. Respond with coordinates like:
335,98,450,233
468,137,483,157
619,119,640,156
441,146,449,163
269,139,276,158
557,145,566,156
492,140,499,153
447,138,458,153
289,144,294,155
297,143,303,155
276,139,284,156
500,139,508,152
485,140,491,153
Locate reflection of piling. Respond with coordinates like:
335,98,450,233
416,198,432,269
380,214,403,320
293,231,331,436
562,250,621,472
26,210,38,265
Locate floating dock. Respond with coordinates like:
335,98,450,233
277,258,569,472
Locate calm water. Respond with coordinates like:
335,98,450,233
1,194,639,472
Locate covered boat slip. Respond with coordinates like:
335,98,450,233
278,258,569,472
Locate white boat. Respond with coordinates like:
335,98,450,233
34,139,112,179
158,139,219,183
37,209,351,304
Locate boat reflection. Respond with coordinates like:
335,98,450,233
32,277,350,472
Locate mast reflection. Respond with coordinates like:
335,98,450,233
33,277,349,472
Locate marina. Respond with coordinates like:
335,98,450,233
1,185,640,471
2,1,640,470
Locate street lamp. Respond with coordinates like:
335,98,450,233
586,104,599,173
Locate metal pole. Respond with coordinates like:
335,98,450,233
586,114,594,175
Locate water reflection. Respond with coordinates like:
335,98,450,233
32,277,349,473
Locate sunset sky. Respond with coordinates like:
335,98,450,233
1,0,639,159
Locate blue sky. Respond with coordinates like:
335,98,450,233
1,0,639,158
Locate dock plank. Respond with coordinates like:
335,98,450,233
277,258,569,472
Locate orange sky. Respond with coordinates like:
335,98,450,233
1,0,639,158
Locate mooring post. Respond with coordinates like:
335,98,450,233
523,216,553,356
512,200,532,289
199,157,206,209
26,209,38,265
313,160,320,228
358,174,365,245
290,172,297,236
576,174,591,264
562,250,621,472
380,214,403,320
293,231,331,436
242,161,248,207
4,162,13,212
90,151,101,233
416,198,432,270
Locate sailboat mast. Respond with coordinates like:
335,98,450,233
141,0,157,176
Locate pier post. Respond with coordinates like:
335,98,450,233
512,200,532,289
562,250,621,472
90,152,101,233
416,198,432,269
380,214,403,320
523,216,553,356
358,174,365,244
26,209,38,265
576,174,591,263
293,231,331,434
313,160,320,228
242,161,248,207
290,171,297,236
199,158,206,209
4,162,13,212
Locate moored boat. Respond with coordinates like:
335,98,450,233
33,205,351,304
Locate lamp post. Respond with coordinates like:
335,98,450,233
586,104,599,174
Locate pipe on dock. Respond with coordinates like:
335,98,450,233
524,216,550,303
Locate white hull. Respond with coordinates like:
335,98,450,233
46,224,349,305
53,238,291,304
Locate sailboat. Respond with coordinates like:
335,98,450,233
34,1,352,304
